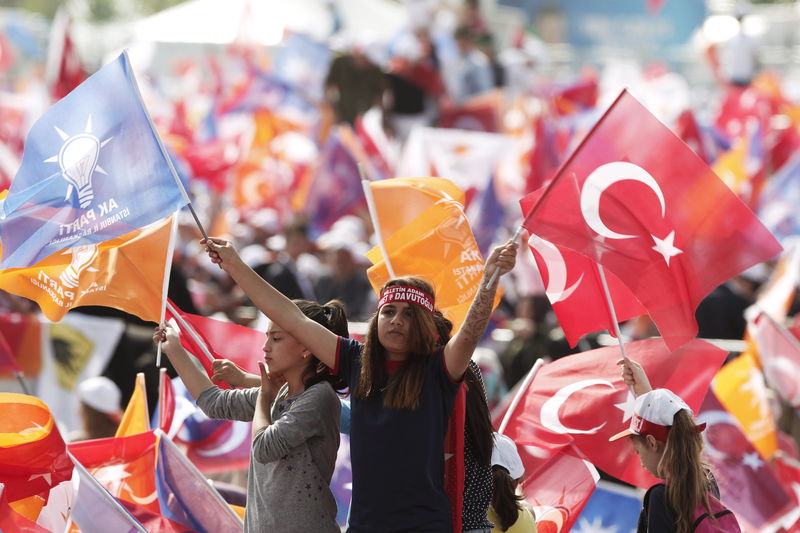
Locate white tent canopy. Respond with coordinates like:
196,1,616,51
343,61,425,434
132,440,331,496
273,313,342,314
134,0,408,46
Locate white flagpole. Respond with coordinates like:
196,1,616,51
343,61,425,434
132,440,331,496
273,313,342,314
498,358,544,434
359,164,395,278
595,263,630,361
484,225,524,290
155,213,180,367
165,300,216,364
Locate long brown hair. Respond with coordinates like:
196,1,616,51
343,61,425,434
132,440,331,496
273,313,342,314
293,299,349,394
635,410,713,533
353,277,439,410
491,465,524,531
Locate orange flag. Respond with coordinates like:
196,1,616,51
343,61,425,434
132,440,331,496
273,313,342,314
0,393,73,503
713,351,778,459
115,373,149,438
369,177,465,241
0,217,174,323
366,182,498,330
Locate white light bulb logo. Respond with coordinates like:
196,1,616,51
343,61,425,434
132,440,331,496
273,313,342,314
44,115,111,209
59,244,98,288
59,133,99,208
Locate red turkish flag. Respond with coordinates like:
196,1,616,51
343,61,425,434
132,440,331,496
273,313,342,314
165,300,264,389
522,445,598,533
774,453,800,505
501,338,727,488
0,394,72,503
520,89,781,349
526,232,645,346
751,312,800,408
0,484,49,533
45,9,87,101
68,430,160,514
698,391,793,529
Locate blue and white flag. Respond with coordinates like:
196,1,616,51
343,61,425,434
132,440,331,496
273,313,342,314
0,51,188,269
572,480,642,533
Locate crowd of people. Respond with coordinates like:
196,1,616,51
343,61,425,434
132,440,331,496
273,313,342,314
2,0,800,531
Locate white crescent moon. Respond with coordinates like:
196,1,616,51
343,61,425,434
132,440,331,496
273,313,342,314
125,486,158,505
696,409,739,460
540,379,616,434
532,506,566,531
580,161,665,240
195,421,250,457
528,233,583,303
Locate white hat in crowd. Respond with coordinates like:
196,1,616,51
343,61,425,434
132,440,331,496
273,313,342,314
609,388,704,442
491,432,525,480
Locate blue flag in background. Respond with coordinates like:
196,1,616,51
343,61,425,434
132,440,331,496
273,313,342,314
0,51,188,269
572,480,642,533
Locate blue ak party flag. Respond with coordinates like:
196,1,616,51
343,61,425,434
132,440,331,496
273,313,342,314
0,50,188,269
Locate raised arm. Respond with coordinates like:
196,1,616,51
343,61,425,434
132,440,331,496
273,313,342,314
444,240,518,381
154,325,214,399
203,237,339,369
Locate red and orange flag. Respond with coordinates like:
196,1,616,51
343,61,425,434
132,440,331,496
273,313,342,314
0,393,72,503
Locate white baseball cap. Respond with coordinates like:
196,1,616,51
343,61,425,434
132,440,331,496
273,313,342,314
609,388,703,442
491,433,525,479
77,376,122,418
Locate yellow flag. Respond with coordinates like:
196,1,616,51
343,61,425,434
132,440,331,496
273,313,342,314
712,351,778,458
115,373,149,437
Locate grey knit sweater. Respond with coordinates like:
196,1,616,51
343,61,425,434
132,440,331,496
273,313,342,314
196,382,341,533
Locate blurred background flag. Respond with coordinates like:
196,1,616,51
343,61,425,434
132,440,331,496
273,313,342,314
0,51,188,269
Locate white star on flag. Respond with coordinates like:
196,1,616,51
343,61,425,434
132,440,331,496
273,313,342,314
614,390,637,423
573,516,620,533
28,472,53,486
742,451,764,471
651,231,683,265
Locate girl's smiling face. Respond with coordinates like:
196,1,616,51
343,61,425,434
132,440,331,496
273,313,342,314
377,302,412,359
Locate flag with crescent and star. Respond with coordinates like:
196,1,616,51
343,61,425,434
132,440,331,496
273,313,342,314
526,232,645,347
68,430,160,515
501,338,727,488
0,393,73,503
520,89,781,349
0,51,188,270
698,390,793,529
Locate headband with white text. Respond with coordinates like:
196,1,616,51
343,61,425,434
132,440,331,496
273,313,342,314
377,285,435,314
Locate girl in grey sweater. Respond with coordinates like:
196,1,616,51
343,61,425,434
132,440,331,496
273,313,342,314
154,299,348,533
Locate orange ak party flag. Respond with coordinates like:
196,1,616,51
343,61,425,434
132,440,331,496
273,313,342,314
366,178,499,331
0,216,175,322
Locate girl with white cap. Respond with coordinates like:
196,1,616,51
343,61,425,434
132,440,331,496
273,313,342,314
612,359,739,533
487,432,536,533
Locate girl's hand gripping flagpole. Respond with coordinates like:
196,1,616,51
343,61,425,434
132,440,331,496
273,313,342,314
484,226,525,290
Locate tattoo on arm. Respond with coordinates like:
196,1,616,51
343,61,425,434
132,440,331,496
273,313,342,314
459,278,497,345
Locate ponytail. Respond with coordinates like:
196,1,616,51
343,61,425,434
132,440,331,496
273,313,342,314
659,410,713,533
293,299,348,394
491,465,524,532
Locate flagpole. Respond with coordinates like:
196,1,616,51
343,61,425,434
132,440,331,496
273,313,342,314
67,452,149,532
484,225,524,290
595,263,631,364
122,49,209,242
498,358,544,434
13,370,30,395
156,213,180,367
165,301,216,364
359,163,395,278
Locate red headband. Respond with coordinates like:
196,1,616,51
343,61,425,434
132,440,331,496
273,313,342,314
377,286,435,314
629,413,707,443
